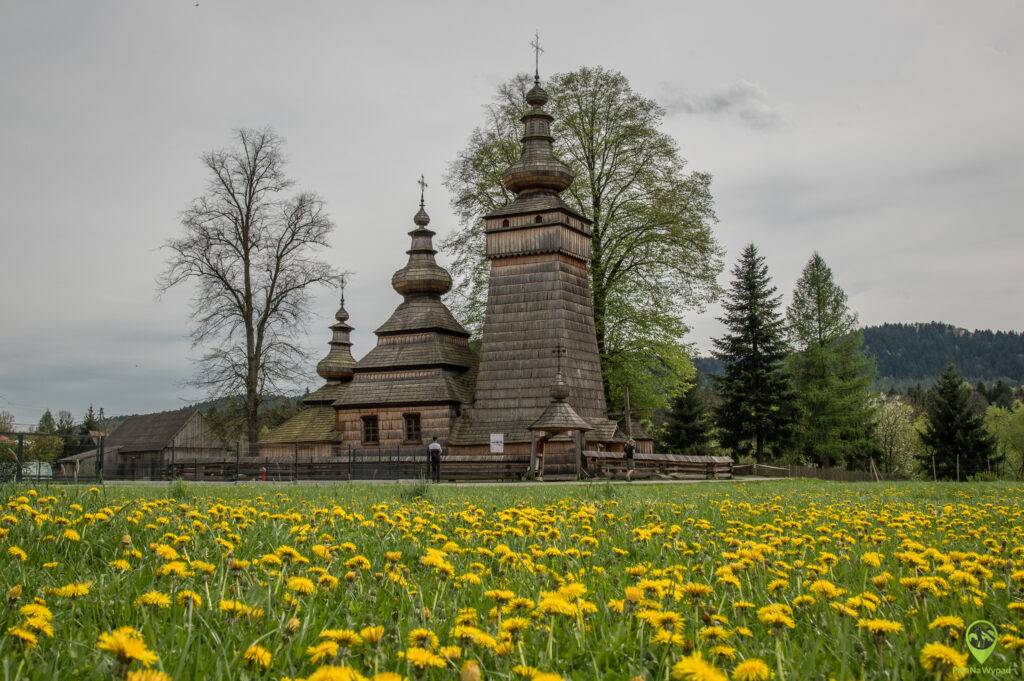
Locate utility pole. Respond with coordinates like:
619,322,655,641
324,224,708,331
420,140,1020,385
624,386,633,439
15,434,24,483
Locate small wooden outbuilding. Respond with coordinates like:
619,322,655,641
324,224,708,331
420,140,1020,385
57,409,225,478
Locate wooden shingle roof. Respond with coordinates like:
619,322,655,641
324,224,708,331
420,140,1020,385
103,410,197,453
340,199,475,409
260,406,337,444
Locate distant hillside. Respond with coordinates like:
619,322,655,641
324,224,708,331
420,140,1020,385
863,322,1024,385
695,322,1024,386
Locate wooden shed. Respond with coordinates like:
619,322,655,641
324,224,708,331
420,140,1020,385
57,409,225,478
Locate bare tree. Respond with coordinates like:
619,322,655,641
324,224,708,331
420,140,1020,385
159,128,341,447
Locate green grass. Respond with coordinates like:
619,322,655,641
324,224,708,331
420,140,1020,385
1,479,1023,680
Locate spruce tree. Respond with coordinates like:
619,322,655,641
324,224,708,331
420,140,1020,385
663,377,713,455
80,405,98,433
712,244,794,462
785,253,877,469
918,362,999,480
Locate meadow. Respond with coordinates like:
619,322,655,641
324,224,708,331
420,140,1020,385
2,479,1023,680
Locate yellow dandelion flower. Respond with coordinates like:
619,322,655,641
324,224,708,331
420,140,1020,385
134,591,172,609
672,652,728,681
306,666,369,681
929,616,964,632
97,627,159,667
49,582,91,598
126,671,172,681
460,660,482,681
731,658,773,681
407,628,439,649
919,643,968,681
287,576,316,595
321,629,362,646
857,619,903,636
7,626,38,649
243,644,272,669
307,640,340,663
403,647,445,669
360,625,384,644
176,590,202,607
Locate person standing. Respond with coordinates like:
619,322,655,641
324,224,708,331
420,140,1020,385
428,436,442,483
625,438,636,481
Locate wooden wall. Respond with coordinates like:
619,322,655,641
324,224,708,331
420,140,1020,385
336,405,454,449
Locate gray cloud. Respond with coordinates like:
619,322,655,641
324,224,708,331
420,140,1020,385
1,0,1022,425
660,80,784,130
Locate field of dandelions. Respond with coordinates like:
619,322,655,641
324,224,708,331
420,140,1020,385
2,479,1024,681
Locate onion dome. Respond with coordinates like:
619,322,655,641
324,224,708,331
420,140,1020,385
316,293,356,382
501,76,575,197
391,197,453,297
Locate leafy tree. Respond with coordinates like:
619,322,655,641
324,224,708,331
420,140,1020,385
159,128,342,447
985,402,1024,479
0,410,15,462
443,67,723,412
918,362,999,480
661,375,714,455
0,409,14,433
713,244,794,462
874,395,923,477
785,253,877,469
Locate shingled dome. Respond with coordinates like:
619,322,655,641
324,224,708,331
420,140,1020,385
529,372,592,433
315,294,356,383
501,80,575,196
335,192,476,410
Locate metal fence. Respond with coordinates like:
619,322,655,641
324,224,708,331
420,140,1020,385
2,432,735,484
0,431,105,484
168,446,435,482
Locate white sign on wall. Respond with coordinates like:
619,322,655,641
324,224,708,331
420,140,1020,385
489,433,504,454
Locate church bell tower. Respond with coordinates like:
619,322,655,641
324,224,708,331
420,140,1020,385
457,46,611,448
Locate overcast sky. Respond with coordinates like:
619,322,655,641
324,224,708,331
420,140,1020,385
1,0,1021,427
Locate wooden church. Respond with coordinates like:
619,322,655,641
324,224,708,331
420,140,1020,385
261,60,692,477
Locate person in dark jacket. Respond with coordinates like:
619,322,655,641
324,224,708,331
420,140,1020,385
428,436,442,483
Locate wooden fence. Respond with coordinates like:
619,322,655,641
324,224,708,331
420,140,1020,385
585,452,733,480
733,463,878,482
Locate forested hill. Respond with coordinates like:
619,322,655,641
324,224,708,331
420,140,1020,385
862,323,1024,384
695,322,1024,385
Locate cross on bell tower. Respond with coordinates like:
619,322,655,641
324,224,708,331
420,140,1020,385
530,30,544,84
553,342,566,374
417,174,428,208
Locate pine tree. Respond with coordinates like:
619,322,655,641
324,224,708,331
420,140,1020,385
80,405,99,433
712,244,794,462
30,410,63,462
663,377,713,455
918,362,1000,480
785,253,878,469
37,410,57,435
